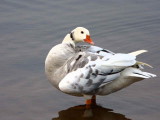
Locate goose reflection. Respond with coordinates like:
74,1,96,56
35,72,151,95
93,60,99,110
52,105,131,120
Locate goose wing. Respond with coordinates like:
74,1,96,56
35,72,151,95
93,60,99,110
59,50,136,95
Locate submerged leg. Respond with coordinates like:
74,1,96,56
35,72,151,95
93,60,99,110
91,95,96,105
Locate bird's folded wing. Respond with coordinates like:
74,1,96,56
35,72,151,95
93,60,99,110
59,51,136,95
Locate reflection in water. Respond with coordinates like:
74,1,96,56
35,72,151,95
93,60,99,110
52,105,131,120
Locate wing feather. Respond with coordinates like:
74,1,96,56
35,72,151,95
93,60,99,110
59,49,136,95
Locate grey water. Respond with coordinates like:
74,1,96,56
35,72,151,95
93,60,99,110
0,0,160,120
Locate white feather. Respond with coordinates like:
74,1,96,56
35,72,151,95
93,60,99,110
101,54,136,67
129,50,147,56
122,67,156,78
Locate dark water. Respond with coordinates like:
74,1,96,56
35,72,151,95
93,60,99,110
0,0,160,120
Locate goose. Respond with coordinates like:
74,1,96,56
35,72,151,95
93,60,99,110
45,27,156,108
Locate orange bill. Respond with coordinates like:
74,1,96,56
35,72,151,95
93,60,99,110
84,35,94,45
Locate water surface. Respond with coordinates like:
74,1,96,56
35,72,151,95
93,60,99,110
0,0,160,120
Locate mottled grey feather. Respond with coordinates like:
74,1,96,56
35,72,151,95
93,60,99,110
59,50,125,95
64,52,99,72
75,45,115,55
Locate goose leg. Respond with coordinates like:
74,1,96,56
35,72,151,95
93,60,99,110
91,95,96,105
85,95,96,109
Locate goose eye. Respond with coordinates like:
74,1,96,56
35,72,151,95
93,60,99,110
81,31,84,34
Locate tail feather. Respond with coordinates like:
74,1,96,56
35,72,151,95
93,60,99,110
129,50,147,56
136,61,153,68
122,67,156,79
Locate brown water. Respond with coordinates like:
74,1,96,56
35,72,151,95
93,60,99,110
0,0,160,120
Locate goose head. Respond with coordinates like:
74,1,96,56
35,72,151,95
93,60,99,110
62,27,94,45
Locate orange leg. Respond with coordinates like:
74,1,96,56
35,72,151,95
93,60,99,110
85,95,96,109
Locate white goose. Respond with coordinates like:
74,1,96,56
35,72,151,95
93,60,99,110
45,27,156,108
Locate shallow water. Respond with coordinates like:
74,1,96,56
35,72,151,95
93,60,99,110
0,0,160,120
